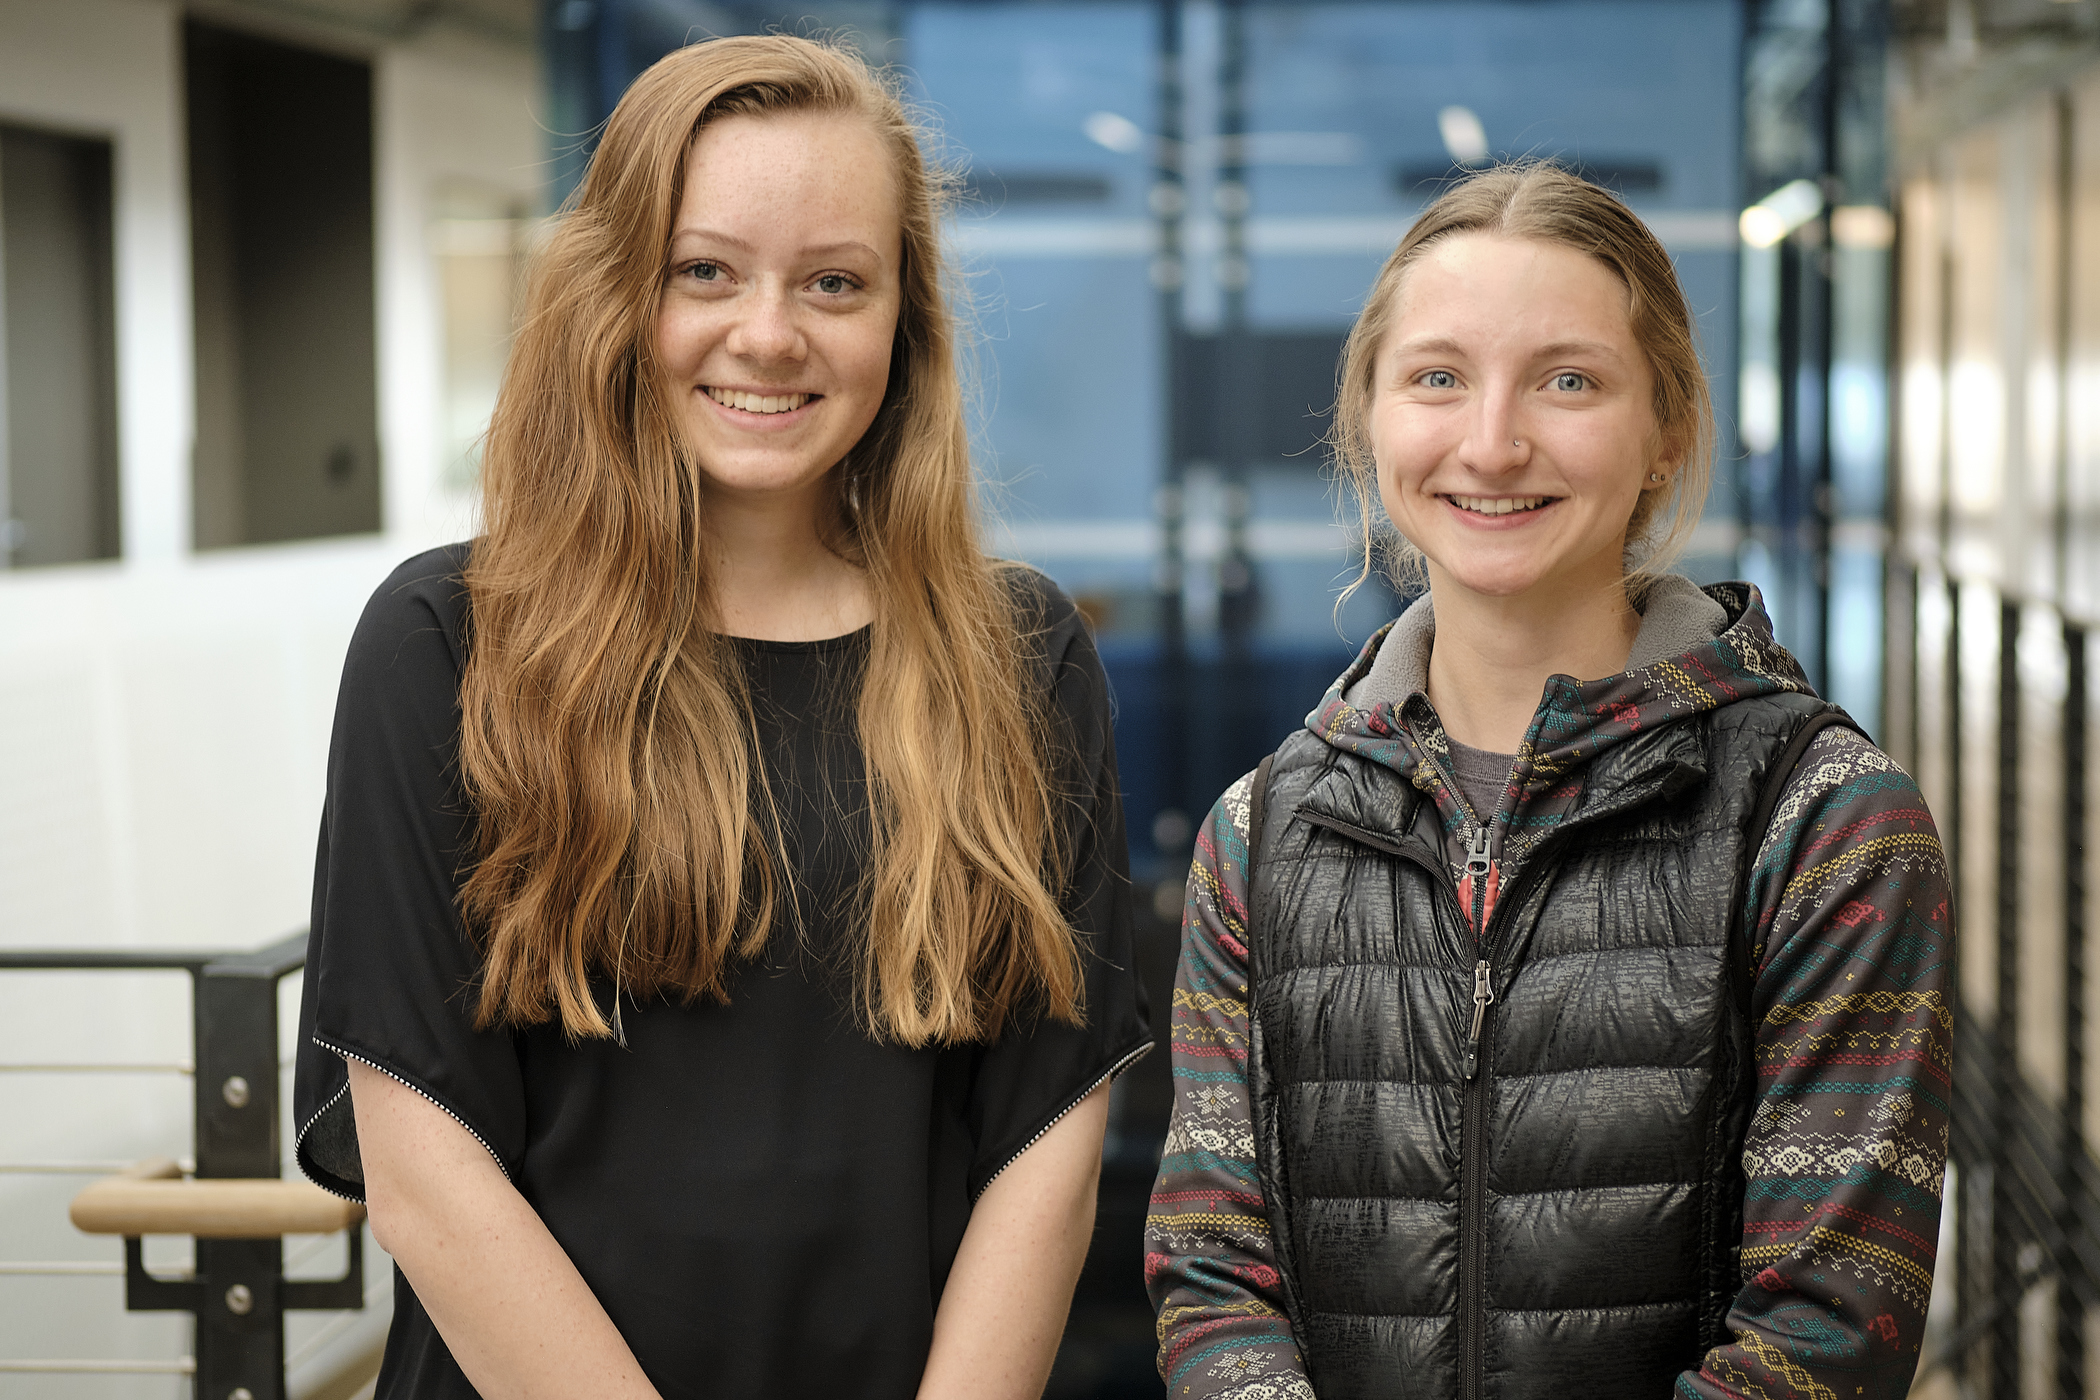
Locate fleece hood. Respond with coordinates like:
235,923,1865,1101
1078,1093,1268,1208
1302,578,1816,923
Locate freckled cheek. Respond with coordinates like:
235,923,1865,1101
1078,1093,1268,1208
1370,452,1425,531
838,332,896,407
1560,432,1650,498
653,310,698,375
1369,410,1440,498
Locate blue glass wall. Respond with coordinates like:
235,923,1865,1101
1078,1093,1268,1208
903,0,1745,871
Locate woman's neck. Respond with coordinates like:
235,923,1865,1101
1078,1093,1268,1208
1423,575,1640,753
703,484,874,642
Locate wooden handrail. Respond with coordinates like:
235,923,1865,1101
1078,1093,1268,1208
70,1160,364,1239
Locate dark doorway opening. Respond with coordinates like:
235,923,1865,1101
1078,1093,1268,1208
187,19,380,549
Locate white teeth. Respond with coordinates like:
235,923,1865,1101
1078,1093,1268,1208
1450,495,1549,516
705,387,811,415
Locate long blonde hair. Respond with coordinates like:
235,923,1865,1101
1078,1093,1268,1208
1330,162,1715,595
458,35,1082,1046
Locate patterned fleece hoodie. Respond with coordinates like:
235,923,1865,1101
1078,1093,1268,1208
1145,579,1953,1400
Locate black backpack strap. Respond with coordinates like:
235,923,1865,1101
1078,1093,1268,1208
1245,753,1277,954
1248,754,1277,869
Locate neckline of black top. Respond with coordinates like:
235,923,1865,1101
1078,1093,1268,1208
725,625,872,654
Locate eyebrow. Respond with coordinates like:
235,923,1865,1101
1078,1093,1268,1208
1531,339,1625,362
1386,336,1466,358
1387,335,1626,362
667,227,884,262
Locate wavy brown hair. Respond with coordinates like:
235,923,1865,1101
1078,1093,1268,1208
1330,162,1715,596
458,34,1082,1046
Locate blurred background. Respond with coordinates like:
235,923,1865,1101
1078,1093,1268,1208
0,0,2080,1394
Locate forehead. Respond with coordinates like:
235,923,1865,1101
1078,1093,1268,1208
676,109,902,247
1384,233,1635,349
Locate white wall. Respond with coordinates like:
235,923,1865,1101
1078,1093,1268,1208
0,3,539,1391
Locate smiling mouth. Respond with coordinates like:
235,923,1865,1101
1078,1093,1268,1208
1447,494,1554,517
705,387,817,415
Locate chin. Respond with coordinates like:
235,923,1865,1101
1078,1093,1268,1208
1444,575,1547,602
1423,552,1549,600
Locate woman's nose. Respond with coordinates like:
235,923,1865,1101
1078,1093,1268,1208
727,286,806,363
1462,396,1527,474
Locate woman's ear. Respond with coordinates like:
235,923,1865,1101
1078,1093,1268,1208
1642,429,1686,490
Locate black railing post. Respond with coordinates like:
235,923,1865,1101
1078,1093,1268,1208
189,940,302,1400
2054,77,2085,1395
2064,620,2088,1398
1991,599,2022,1400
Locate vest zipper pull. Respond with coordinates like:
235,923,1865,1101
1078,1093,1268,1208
1463,959,1495,1079
1464,826,1492,877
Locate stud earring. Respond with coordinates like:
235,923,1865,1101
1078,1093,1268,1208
1648,472,1667,483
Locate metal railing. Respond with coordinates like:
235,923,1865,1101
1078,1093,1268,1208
1892,564,2100,1397
0,932,366,1400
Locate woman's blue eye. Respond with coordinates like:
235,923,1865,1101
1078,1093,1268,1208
1553,372,1587,392
1422,370,1457,389
815,274,852,294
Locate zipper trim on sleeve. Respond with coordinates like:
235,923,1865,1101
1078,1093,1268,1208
293,1078,363,1202
301,1036,513,1194
972,1039,1154,1201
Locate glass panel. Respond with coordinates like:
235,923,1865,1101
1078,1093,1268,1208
1994,102,2062,608
432,186,528,497
1947,129,2006,584
905,0,1750,856
1897,174,1945,561
907,1,1162,639
0,124,119,568
186,19,380,548
2068,74,2100,622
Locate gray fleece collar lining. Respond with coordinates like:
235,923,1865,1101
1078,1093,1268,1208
1343,573,1731,715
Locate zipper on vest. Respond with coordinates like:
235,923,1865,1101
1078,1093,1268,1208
1461,959,1494,1079
1459,955,1494,1400
1455,832,1579,1400
1295,805,1504,1400
1305,788,1683,1400
1464,826,1492,933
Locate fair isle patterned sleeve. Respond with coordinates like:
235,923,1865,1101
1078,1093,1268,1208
1146,774,1316,1400
1682,727,1954,1400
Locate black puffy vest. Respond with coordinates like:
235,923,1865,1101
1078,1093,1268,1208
1246,692,1838,1399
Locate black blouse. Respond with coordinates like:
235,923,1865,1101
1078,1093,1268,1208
291,544,1149,1400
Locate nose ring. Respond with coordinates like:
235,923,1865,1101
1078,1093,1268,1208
1512,438,1521,448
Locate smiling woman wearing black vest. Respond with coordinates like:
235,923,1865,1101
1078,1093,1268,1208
1145,164,1952,1400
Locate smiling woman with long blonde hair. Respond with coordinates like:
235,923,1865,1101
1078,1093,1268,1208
290,34,1148,1400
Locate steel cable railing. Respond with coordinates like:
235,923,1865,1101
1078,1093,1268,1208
0,933,369,1398
1897,557,2100,1393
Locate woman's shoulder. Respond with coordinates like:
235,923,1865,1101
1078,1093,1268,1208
340,541,475,696
995,559,1082,638
1766,719,1930,834
993,561,1096,682
355,541,472,635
